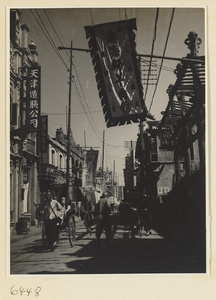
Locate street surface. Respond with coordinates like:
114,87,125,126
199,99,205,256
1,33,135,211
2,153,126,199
10,213,201,274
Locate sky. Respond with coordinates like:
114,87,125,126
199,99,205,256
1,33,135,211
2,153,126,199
18,7,205,185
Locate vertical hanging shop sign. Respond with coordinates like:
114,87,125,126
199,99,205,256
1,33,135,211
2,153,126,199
26,66,41,130
40,115,48,153
85,18,149,128
85,150,99,186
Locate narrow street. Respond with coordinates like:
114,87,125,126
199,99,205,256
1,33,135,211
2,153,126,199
10,213,199,274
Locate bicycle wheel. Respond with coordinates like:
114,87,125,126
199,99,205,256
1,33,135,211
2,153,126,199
68,215,76,247
138,224,143,237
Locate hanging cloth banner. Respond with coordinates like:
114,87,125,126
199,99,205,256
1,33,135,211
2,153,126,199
85,18,149,128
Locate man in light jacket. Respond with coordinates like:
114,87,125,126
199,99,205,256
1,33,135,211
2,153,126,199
44,190,64,249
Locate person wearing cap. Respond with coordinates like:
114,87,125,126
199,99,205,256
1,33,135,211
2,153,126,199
60,197,67,218
95,193,112,247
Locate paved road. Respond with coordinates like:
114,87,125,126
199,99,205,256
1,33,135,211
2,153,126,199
10,214,202,274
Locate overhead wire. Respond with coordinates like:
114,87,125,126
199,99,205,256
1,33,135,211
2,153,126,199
73,63,102,139
22,10,68,81
31,9,69,70
73,78,103,142
43,9,70,59
34,8,102,142
148,8,175,112
43,8,102,141
90,8,94,26
140,58,175,72
143,8,160,103
47,110,102,115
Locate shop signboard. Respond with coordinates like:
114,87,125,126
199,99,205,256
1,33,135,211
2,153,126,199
26,66,41,130
85,19,149,127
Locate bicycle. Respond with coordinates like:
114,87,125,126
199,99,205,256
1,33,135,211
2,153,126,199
35,201,76,248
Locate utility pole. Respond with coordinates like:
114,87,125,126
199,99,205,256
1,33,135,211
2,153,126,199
112,160,115,185
59,41,73,207
139,120,145,197
84,130,86,150
102,130,105,177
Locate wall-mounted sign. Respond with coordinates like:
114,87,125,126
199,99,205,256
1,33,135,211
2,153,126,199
40,115,48,153
26,66,41,130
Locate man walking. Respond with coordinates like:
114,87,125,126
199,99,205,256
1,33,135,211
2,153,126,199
95,194,112,247
44,190,64,249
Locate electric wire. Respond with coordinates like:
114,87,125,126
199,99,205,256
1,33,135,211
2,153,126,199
148,8,175,112
90,8,94,26
47,110,102,115
125,8,128,20
73,63,102,139
43,9,70,59
73,78,103,142
22,10,68,81
143,8,159,103
31,9,68,70
140,58,175,72
34,9,69,69
31,9,102,142
73,78,101,140
39,8,102,141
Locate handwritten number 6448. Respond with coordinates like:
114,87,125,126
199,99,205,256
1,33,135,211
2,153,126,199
10,285,41,296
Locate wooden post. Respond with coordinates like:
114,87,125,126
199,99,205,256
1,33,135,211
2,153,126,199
59,41,73,208
102,130,105,177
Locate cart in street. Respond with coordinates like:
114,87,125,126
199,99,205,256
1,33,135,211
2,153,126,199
35,201,76,247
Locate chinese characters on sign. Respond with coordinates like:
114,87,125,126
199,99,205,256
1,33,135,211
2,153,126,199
27,66,41,130
40,115,48,154
85,150,99,186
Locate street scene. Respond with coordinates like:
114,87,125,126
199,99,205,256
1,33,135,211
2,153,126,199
10,7,206,275
11,213,203,274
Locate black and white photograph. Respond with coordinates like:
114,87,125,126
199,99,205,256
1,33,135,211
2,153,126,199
8,6,207,277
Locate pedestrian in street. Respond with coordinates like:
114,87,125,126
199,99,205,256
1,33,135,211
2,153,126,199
83,196,94,235
44,190,64,249
129,207,139,237
59,196,68,229
95,194,112,247
142,195,153,236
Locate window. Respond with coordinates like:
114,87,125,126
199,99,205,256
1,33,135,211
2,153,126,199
71,156,74,169
11,103,17,125
76,160,79,168
51,149,55,165
79,162,82,178
151,136,158,161
59,154,62,169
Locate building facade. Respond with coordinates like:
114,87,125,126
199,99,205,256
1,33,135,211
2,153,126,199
10,9,86,234
38,121,84,203
134,31,205,204
10,9,41,234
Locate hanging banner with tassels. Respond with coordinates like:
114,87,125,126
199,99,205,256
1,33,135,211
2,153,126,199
85,18,148,128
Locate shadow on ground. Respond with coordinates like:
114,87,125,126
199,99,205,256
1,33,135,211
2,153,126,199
28,226,205,274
